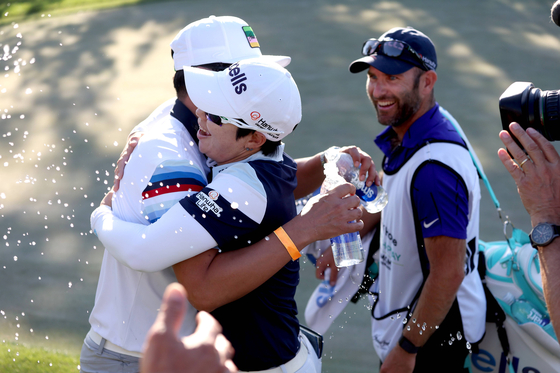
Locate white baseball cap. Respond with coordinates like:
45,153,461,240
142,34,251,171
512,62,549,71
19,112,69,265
170,16,291,70
184,58,302,141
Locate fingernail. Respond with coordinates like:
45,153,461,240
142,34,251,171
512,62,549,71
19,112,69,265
527,128,537,135
510,122,520,130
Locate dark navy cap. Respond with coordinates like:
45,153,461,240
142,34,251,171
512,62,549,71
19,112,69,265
349,27,437,74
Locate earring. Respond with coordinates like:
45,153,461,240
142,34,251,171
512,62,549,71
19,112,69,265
246,148,253,151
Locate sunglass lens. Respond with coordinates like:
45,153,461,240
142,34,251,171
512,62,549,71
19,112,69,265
381,40,405,57
206,113,223,126
362,39,380,56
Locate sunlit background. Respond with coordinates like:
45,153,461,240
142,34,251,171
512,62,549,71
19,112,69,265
1,0,560,371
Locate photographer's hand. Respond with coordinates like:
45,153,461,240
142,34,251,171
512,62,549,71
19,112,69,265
497,122,560,225
497,121,560,338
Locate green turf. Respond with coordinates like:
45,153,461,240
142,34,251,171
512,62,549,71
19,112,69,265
0,0,174,24
0,342,79,373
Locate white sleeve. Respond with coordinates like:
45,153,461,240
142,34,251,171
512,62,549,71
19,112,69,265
90,204,218,272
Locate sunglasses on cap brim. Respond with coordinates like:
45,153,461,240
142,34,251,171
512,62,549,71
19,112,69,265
205,113,284,135
361,38,436,71
205,113,245,127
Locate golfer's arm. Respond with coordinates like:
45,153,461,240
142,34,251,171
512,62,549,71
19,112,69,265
91,204,217,272
294,155,325,199
173,214,317,312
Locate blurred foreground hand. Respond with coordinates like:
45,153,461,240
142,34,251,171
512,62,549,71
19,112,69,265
141,283,237,373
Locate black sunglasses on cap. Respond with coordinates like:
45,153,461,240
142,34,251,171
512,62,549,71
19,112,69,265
361,38,436,71
206,113,248,127
206,113,224,126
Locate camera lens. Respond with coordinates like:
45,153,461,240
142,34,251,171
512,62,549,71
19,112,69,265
541,89,560,140
499,82,560,142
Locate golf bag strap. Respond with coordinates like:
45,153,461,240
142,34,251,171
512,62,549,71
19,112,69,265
478,252,512,363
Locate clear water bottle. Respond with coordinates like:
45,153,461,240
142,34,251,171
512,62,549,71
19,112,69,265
504,293,556,339
330,229,364,267
325,149,388,214
321,158,364,267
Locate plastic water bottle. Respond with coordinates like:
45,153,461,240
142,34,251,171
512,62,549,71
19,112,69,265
321,158,364,268
329,230,364,267
511,299,549,327
504,293,556,338
325,149,388,214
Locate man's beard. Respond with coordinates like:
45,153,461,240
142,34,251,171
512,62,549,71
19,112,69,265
370,87,421,128
368,72,423,127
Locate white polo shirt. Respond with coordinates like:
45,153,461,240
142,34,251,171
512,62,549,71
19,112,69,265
88,99,208,353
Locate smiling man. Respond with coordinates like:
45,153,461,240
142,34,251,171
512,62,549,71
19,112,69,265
349,27,486,372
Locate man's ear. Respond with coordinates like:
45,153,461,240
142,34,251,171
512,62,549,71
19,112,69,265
247,131,267,149
422,70,437,94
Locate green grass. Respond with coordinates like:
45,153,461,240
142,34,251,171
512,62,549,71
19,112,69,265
0,342,79,373
0,0,173,24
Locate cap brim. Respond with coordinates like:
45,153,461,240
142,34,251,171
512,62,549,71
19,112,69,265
183,66,239,119
261,55,291,67
349,54,415,75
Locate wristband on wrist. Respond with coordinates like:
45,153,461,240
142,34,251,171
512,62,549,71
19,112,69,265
398,335,419,354
274,227,301,261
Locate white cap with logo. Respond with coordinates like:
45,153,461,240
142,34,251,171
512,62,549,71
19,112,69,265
184,58,301,141
171,15,291,70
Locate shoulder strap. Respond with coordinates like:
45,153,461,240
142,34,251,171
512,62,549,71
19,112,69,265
439,106,502,217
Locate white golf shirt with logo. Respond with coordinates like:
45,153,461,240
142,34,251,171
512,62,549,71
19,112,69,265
87,99,208,354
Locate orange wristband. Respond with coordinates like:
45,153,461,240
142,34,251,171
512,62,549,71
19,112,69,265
274,227,301,261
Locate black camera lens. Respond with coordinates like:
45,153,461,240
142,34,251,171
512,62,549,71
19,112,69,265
499,82,560,142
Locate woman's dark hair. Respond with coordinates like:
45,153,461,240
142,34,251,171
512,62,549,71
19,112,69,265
236,128,281,156
173,69,186,98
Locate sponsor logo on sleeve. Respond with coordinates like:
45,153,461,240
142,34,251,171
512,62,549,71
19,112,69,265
423,218,439,229
195,191,223,217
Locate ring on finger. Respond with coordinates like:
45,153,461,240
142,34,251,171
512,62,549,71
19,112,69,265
519,157,530,168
